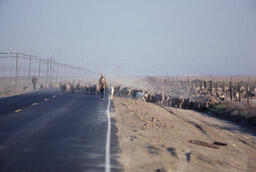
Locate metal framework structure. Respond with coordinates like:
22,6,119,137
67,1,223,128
0,52,97,86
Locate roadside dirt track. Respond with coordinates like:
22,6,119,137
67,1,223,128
113,97,256,172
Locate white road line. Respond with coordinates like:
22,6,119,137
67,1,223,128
105,96,111,172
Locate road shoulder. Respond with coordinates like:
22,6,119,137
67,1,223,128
113,97,256,172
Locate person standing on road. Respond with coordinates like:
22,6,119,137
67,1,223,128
32,75,37,90
98,73,107,100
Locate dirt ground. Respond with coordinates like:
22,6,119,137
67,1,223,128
0,89,33,98
113,97,256,172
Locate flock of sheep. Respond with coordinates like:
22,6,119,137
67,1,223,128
36,78,256,113
57,82,240,112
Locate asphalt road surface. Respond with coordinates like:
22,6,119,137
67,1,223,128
0,91,121,172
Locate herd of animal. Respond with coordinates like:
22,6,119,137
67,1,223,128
36,79,256,113
55,81,255,112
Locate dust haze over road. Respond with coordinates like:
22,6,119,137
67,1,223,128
0,0,255,75
1,0,256,172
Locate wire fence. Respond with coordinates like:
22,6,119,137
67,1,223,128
0,52,98,94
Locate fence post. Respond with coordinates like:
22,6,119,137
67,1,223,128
230,81,233,101
247,77,250,104
28,55,32,82
209,80,213,91
55,63,58,83
52,61,55,86
38,59,41,83
65,64,67,81
15,53,18,82
238,82,241,102
50,57,52,87
246,86,250,104
46,60,49,83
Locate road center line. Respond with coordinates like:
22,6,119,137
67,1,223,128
105,96,111,172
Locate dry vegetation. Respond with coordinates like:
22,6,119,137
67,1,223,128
210,103,256,129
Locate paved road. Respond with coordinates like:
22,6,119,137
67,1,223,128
0,91,121,172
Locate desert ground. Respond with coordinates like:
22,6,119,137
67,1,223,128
113,97,256,172
111,76,256,172
1,75,256,171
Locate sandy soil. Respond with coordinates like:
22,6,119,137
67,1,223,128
113,97,256,172
0,89,34,98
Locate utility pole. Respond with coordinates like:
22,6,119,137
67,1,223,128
46,59,49,83
49,57,52,85
52,60,55,85
247,77,250,104
28,55,32,82
65,64,67,81
38,59,41,83
238,82,241,103
60,64,62,81
49,56,53,88
55,63,59,83
15,53,18,82
230,81,232,102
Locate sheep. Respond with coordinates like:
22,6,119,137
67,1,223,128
153,92,164,104
85,84,92,94
163,95,171,105
70,83,75,93
193,101,210,112
182,98,193,109
89,84,98,95
244,90,256,99
114,85,123,97
216,92,226,102
217,87,223,92
60,83,71,93
135,91,146,101
171,97,184,109
253,87,256,93
65,84,71,93
240,86,246,94
122,87,132,97
145,92,155,103
223,86,229,93
233,91,240,101
75,83,82,93
130,89,140,98
109,85,115,99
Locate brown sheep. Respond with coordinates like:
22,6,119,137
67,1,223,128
171,97,184,109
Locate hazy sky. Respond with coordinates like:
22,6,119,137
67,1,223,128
0,0,255,75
